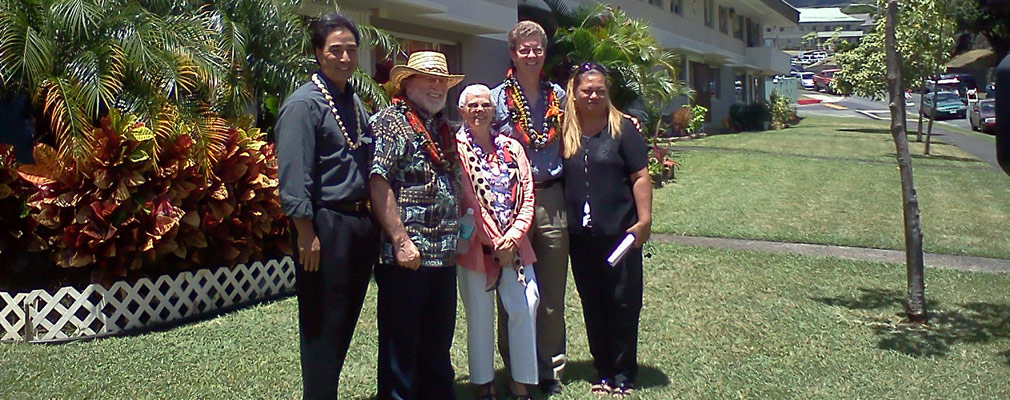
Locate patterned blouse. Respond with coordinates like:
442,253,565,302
466,130,517,230
369,103,461,268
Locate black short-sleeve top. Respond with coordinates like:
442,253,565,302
562,116,649,236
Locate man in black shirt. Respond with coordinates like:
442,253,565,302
275,13,378,399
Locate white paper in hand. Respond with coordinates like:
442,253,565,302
607,233,637,267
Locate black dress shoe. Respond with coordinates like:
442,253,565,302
539,379,562,395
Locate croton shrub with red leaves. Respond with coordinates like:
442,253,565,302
11,109,288,286
0,144,52,289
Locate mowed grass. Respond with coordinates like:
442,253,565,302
657,116,1010,259
3,245,1010,399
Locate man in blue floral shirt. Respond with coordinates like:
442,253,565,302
368,51,464,399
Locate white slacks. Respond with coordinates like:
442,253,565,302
458,263,540,384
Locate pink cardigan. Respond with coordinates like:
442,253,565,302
455,127,537,289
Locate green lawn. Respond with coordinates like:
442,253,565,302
658,116,1010,259
3,245,1009,399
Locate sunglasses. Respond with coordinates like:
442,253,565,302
573,61,607,74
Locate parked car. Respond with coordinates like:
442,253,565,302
969,99,996,133
799,72,816,90
920,91,967,120
811,50,828,59
926,73,977,100
813,69,840,93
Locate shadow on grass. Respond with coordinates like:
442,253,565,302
356,379,474,400
812,288,1010,360
838,128,891,135
354,362,670,400
561,360,670,390
908,153,984,163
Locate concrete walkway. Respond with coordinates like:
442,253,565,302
652,234,1010,274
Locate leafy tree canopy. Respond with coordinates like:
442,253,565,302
542,1,692,134
949,0,1010,65
834,0,956,99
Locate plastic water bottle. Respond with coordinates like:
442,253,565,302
457,208,476,255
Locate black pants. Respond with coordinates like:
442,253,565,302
375,264,458,400
569,232,643,385
293,208,378,400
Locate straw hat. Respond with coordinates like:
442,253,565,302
389,51,465,93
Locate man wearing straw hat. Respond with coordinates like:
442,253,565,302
369,50,465,399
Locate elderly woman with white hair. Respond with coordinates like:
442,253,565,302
455,83,540,400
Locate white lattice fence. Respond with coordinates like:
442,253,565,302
1,292,27,341
1,257,295,343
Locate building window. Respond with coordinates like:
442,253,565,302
747,19,761,47
648,0,663,7
704,0,715,28
733,14,744,40
779,27,784,32
718,6,728,34
670,0,683,15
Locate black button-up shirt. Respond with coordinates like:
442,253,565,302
276,73,372,219
562,117,649,236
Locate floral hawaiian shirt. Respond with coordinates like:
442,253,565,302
369,103,461,268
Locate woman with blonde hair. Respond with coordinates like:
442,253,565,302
560,62,652,398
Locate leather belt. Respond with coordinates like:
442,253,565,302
533,178,561,190
318,199,370,213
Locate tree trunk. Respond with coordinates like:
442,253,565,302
884,0,927,323
916,79,924,142
925,88,937,155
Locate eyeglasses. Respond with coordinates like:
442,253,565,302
465,102,493,110
517,47,545,57
574,62,607,74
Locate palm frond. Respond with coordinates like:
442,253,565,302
35,76,92,163
50,0,102,40
186,110,230,180
359,25,401,61
350,69,390,111
541,0,576,26
0,5,56,90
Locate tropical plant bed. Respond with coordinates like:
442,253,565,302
0,257,294,343
0,110,289,292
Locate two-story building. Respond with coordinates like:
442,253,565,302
764,7,867,51
300,0,798,130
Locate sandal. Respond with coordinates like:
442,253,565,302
590,378,613,396
506,381,533,400
611,381,635,398
475,382,498,400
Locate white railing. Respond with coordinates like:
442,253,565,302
0,257,295,343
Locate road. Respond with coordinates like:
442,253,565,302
795,90,1000,170
797,90,974,131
